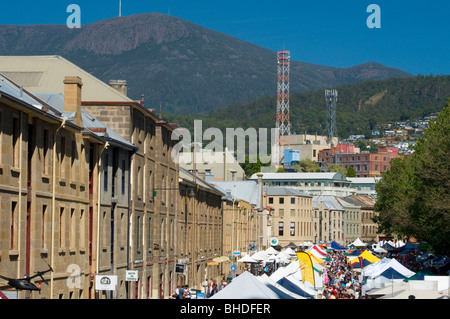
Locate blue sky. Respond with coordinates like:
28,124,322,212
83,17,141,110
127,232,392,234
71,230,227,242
1,0,449,75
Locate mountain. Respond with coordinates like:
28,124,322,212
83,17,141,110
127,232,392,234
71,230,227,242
163,75,450,140
0,13,412,114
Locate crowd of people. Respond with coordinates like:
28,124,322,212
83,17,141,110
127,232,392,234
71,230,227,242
172,278,228,299
320,250,365,299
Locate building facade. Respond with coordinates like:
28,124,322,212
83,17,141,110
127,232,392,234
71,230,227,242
263,187,313,248
0,56,180,299
176,168,224,292
0,74,134,299
344,195,382,244
319,146,402,177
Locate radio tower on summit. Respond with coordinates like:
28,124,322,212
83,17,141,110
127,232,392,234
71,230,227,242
276,50,291,140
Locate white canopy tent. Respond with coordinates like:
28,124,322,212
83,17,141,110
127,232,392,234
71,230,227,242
237,254,258,263
265,247,279,255
366,258,415,279
349,238,367,247
257,274,306,299
210,271,293,299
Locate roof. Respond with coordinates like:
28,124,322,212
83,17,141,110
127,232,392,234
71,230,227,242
250,172,348,182
312,195,346,210
34,92,134,150
212,180,261,207
210,271,293,299
344,195,376,208
0,56,133,103
347,177,382,184
178,167,225,197
264,186,310,197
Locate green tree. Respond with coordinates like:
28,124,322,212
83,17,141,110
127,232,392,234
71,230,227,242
374,99,450,256
294,159,321,172
346,166,357,177
327,163,347,175
240,156,271,178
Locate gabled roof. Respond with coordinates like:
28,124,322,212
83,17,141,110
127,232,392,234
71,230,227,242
312,195,345,210
344,195,376,208
212,180,261,207
264,186,310,197
0,55,133,103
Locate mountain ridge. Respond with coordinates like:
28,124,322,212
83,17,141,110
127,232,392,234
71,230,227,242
0,12,413,114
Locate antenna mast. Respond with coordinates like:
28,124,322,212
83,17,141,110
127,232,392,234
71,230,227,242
276,50,291,138
325,89,338,162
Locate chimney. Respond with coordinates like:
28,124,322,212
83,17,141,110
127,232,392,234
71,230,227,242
198,171,206,181
109,80,127,96
63,76,83,127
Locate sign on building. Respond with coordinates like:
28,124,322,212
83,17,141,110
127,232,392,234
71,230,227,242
175,264,185,274
95,275,117,291
126,270,138,282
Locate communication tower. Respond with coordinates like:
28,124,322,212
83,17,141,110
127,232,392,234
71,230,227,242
325,89,338,161
276,51,291,139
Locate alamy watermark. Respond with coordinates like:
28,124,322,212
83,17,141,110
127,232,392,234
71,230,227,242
171,120,282,165
367,4,381,29
66,4,81,28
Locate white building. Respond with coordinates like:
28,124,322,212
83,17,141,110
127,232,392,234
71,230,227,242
249,172,356,197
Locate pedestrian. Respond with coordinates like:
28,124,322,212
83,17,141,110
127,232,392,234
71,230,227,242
179,285,185,299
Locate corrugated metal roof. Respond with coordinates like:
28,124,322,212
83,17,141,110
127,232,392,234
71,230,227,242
212,181,261,206
0,74,46,110
264,186,310,197
312,195,344,210
250,172,347,181
34,92,134,149
344,195,376,208
179,167,225,196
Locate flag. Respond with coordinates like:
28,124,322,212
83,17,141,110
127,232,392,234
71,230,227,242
296,252,315,288
324,267,329,285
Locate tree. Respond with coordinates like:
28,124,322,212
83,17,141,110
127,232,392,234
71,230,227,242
374,99,450,256
294,159,320,172
346,166,357,177
327,163,347,175
240,156,271,178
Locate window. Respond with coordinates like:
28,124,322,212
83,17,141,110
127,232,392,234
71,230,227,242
279,209,284,217
42,205,47,248
11,201,17,249
12,116,20,167
71,140,77,180
290,209,295,217
279,197,284,204
121,159,126,195
59,207,65,247
104,153,109,192
290,197,295,204
136,215,141,251
278,222,284,236
43,129,49,173
70,208,75,248
290,222,295,236
60,136,66,178
268,197,273,204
